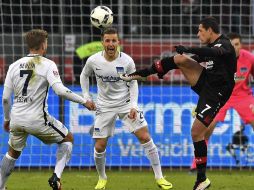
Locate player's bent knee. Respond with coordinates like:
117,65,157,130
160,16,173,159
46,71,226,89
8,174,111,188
174,54,188,66
135,129,151,144
191,128,205,141
94,139,107,152
94,144,107,153
8,147,21,159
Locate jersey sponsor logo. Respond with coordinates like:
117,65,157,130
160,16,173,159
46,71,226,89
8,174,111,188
96,73,121,82
234,71,246,81
205,60,214,69
234,76,245,81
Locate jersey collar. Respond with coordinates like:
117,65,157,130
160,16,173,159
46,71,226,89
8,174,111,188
27,54,40,57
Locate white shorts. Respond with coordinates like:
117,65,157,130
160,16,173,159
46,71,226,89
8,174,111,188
8,115,68,151
92,109,148,138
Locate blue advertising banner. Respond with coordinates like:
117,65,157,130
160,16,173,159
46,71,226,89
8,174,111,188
0,85,253,167
65,86,254,167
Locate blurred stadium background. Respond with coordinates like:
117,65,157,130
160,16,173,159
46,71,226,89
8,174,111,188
0,0,254,172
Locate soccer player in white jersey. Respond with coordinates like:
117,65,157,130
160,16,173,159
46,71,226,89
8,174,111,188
80,27,172,190
0,29,93,190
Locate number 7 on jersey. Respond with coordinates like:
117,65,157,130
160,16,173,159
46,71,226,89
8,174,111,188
20,70,33,96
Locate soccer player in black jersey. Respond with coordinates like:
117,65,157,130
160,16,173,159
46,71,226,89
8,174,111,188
121,16,237,190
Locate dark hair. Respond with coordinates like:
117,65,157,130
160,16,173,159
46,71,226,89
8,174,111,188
101,27,118,39
199,16,219,33
227,32,242,42
24,29,48,50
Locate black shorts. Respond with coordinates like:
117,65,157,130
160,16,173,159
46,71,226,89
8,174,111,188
191,69,232,127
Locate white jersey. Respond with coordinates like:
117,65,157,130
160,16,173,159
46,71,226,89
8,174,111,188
81,51,138,112
4,54,62,126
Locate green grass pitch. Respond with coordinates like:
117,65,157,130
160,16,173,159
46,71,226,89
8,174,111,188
6,169,254,190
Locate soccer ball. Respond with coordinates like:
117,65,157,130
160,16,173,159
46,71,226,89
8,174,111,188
90,6,113,29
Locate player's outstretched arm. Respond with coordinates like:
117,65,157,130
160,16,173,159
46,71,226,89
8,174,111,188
51,82,95,110
175,45,231,57
79,66,97,111
2,86,12,132
120,56,176,81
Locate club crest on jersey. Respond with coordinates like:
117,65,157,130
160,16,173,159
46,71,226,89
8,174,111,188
240,67,247,73
116,67,124,74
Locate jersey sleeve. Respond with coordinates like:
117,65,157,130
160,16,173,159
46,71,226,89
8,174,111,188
46,63,62,86
2,86,13,121
80,57,94,100
126,57,136,74
4,65,14,90
188,44,232,57
127,57,138,109
190,55,206,63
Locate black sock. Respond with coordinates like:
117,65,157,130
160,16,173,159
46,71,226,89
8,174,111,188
131,67,156,77
130,56,178,78
193,140,207,182
160,56,178,71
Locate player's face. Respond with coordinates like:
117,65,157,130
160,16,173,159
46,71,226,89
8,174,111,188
230,38,242,57
102,33,119,60
197,24,212,44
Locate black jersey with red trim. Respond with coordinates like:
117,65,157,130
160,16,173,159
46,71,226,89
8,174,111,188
191,34,237,92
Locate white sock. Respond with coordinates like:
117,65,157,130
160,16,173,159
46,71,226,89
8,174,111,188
142,139,163,179
54,142,72,179
94,148,107,179
0,153,17,189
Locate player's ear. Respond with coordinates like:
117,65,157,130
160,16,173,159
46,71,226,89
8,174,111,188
42,41,47,51
208,27,213,34
41,42,45,50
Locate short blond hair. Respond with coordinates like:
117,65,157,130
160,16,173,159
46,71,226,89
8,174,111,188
24,29,48,50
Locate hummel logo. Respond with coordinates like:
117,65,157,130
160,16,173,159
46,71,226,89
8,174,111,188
96,68,101,70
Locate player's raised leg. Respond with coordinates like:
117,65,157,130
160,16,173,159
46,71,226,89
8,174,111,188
120,56,178,82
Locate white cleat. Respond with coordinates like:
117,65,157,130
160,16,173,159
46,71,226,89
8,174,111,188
193,178,211,190
120,74,147,82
